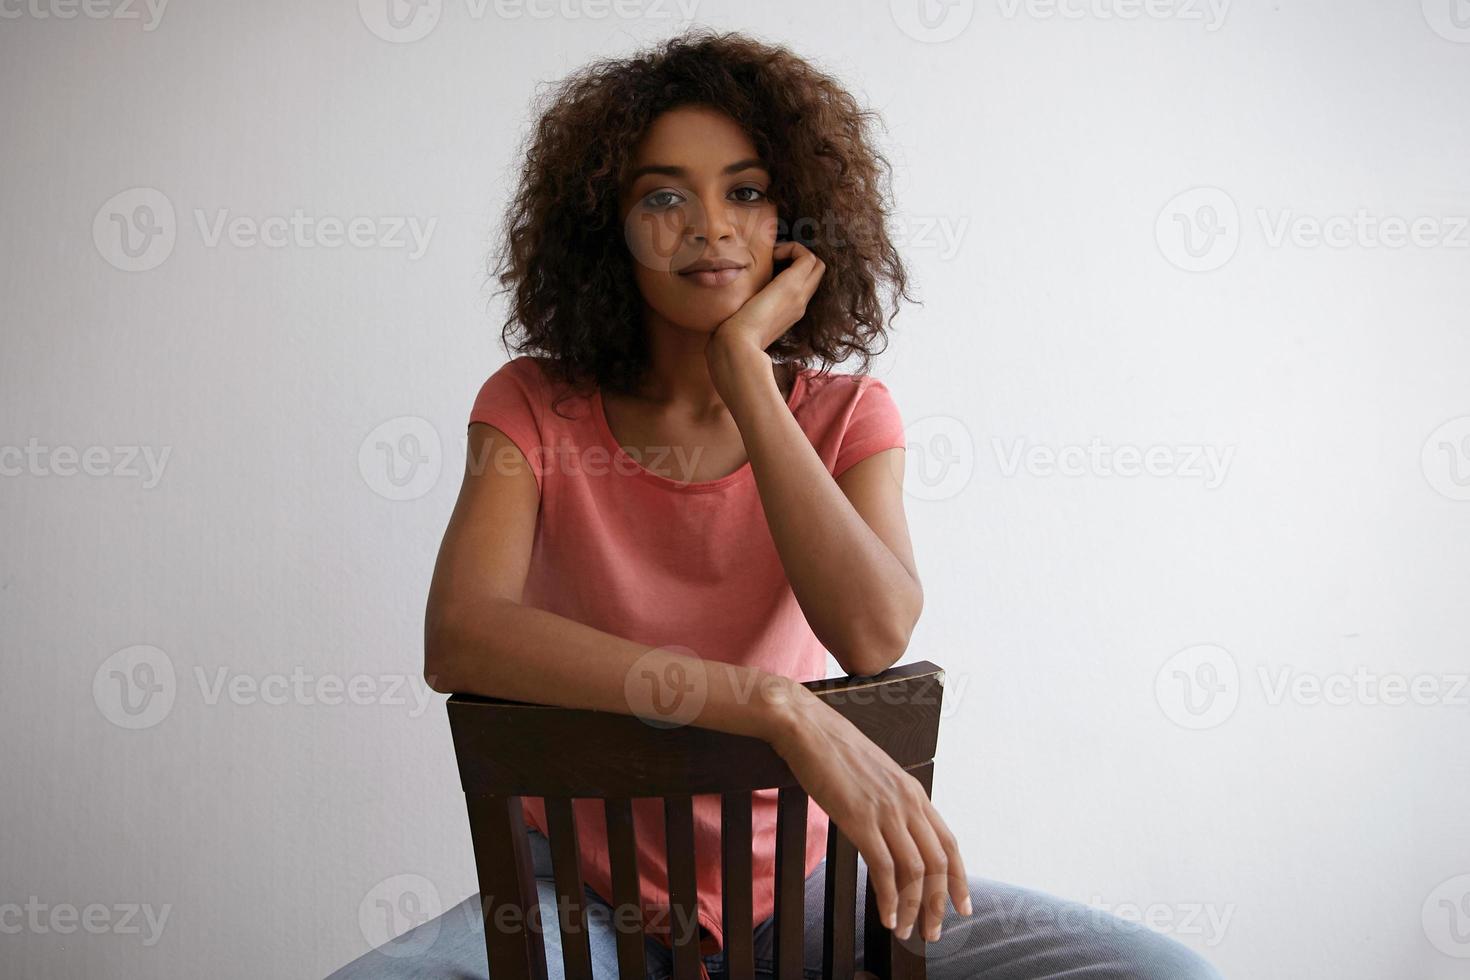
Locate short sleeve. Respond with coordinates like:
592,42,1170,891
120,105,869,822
468,357,545,492
832,377,908,479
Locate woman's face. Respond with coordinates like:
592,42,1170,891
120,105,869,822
618,104,780,333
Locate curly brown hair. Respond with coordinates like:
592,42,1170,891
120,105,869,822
488,26,916,406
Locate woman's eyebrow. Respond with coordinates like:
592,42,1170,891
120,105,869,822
625,157,769,182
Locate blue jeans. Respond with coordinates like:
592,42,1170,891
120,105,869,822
329,825,1225,979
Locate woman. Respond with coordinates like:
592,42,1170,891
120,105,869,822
405,27,1223,980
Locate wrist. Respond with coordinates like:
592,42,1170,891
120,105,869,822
706,333,769,393
756,672,819,758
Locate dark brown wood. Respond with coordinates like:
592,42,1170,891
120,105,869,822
664,795,702,980
721,792,755,980
448,663,944,798
465,794,548,980
862,762,938,980
822,817,859,980
544,797,592,980
864,859,889,980
604,797,646,979
446,662,947,980
771,786,809,979
890,761,935,980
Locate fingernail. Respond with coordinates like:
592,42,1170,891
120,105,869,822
961,896,973,916
884,911,896,930
897,924,912,940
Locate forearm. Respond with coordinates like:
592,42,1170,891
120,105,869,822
425,596,805,744
709,343,920,676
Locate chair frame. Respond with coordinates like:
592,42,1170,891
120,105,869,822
446,660,946,980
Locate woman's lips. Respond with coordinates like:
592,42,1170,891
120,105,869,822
679,266,745,287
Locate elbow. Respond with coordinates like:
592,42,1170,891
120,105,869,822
422,604,463,695
422,648,457,696
836,583,922,678
422,594,519,695
423,664,455,695
836,617,916,679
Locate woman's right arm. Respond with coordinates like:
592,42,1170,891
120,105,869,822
424,422,795,742
424,422,968,944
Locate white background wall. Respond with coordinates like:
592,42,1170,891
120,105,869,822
2,2,1467,978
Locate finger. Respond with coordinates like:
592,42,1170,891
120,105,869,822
926,804,972,917
799,255,824,293
880,817,927,941
904,809,950,941
772,240,804,263
774,240,818,267
852,825,900,934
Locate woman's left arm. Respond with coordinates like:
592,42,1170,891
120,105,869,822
707,253,921,677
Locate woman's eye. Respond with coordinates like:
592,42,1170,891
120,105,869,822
645,190,681,209
643,187,766,209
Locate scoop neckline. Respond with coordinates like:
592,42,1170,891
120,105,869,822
591,366,807,493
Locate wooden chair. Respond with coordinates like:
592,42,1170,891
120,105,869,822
446,660,946,980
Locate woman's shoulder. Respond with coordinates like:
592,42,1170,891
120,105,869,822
796,365,899,417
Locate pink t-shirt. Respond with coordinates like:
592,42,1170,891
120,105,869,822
466,354,908,966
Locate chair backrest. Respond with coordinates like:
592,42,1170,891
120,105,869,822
446,660,945,980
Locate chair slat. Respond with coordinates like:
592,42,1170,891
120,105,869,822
446,663,948,980
465,794,548,980
664,795,702,980
545,797,593,980
771,786,808,979
864,859,888,980
822,815,858,980
721,791,755,980
603,797,646,979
